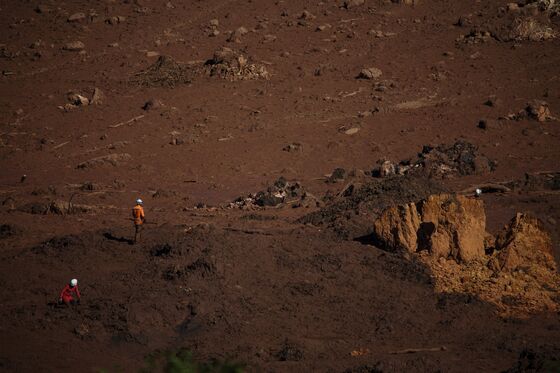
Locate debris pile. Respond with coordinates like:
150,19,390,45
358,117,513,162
131,55,197,88
372,141,496,179
229,177,309,209
204,47,270,81
504,100,556,122
299,176,445,239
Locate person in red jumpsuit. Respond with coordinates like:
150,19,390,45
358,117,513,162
59,278,81,306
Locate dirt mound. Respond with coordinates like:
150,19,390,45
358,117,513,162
204,47,270,81
373,194,487,263
299,176,446,239
371,196,559,316
131,55,197,88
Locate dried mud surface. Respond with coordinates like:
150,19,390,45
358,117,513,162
1,0,560,372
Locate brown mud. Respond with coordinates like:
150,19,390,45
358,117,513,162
1,0,560,372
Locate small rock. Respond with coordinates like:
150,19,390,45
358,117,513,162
344,127,360,135
108,42,119,48
142,98,164,111
146,51,160,57
283,143,303,152
357,67,382,80
507,2,519,12
106,16,126,25
228,26,249,43
343,0,365,9
63,41,85,51
91,88,104,105
477,119,487,129
300,10,316,20
209,19,219,27
67,13,86,22
263,34,277,43
68,92,89,106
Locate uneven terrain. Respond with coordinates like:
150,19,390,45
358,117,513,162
1,0,560,372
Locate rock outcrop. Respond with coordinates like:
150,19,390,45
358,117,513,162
373,194,487,262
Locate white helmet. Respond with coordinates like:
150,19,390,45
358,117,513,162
475,188,482,197
70,278,78,287
136,198,143,205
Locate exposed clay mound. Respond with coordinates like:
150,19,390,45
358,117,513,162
131,55,197,88
299,176,445,239
490,213,556,272
373,141,495,179
373,194,487,263
372,196,559,316
204,47,270,81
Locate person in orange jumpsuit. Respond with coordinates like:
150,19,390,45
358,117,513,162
59,278,81,306
132,198,145,243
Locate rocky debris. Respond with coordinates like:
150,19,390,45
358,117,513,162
490,213,556,272
373,141,495,179
106,16,126,25
367,29,397,38
91,88,104,105
282,142,302,152
227,26,249,43
131,55,197,88
456,30,493,44
204,47,270,81
63,41,85,51
373,194,487,262
299,10,316,21
371,160,398,177
327,168,347,183
17,200,94,215
60,89,105,111
47,200,91,215
490,13,557,42
357,67,382,80
300,176,445,239
509,17,556,41
67,13,86,23
343,0,366,9
68,92,90,106
77,153,132,169
230,177,306,208
392,0,420,4
505,100,556,122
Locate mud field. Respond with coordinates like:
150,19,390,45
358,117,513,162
1,0,560,372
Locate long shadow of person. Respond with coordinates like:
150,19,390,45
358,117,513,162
103,232,134,245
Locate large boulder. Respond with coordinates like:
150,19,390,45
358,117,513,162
493,213,556,271
373,194,487,262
